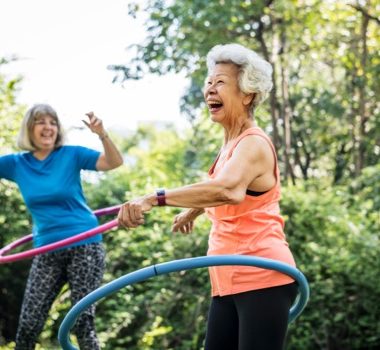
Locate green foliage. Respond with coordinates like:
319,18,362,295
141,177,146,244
0,60,25,153
85,127,212,349
113,0,380,181
283,173,380,349
1,121,380,348
113,0,275,120
2,1,380,344
95,217,210,350
0,62,29,345
0,181,31,344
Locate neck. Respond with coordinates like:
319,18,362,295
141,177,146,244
223,118,255,144
33,148,54,160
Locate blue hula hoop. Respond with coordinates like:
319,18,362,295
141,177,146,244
58,255,309,350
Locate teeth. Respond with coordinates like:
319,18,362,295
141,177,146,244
207,101,222,108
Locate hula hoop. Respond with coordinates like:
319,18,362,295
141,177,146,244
0,205,121,264
58,255,310,350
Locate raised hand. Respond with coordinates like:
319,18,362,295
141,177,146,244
82,112,106,137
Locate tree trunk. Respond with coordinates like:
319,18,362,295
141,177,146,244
355,10,369,175
257,19,280,152
278,29,296,184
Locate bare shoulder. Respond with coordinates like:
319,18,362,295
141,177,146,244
233,134,273,161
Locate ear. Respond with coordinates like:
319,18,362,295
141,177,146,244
243,93,255,107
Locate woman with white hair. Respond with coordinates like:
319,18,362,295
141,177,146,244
118,43,297,349
0,104,123,349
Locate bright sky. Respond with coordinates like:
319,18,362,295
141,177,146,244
0,0,189,147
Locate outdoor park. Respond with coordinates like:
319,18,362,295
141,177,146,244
0,0,379,349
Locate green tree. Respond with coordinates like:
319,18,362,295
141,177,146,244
283,169,380,349
0,59,29,345
111,0,380,183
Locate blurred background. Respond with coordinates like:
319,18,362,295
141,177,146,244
0,0,379,349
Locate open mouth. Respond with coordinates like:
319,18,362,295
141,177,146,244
208,100,223,112
40,133,55,142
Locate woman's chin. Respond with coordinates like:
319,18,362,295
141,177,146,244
210,113,223,123
37,144,55,151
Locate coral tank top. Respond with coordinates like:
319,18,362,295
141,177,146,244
205,127,296,296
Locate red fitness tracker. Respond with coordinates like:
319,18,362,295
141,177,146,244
156,188,166,206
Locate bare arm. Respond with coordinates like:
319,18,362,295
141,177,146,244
83,112,123,171
118,135,274,228
96,133,124,171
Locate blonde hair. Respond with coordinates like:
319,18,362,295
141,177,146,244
17,104,65,151
206,43,273,112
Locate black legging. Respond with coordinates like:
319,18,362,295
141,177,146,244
15,242,105,350
205,282,298,350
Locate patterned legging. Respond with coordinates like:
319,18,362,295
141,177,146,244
15,242,105,350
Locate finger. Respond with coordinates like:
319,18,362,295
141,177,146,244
130,203,145,226
118,204,137,228
117,206,129,228
93,119,102,127
128,203,138,223
82,119,90,127
130,212,143,224
120,205,133,228
85,112,94,119
88,116,98,125
171,222,179,233
117,216,130,228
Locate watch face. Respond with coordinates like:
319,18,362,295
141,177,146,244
156,188,165,196
156,189,166,206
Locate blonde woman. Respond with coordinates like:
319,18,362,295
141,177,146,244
0,104,123,349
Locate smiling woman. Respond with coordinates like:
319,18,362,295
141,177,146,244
206,43,273,104
31,116,59,154
17,104,64,159
0,103,123,349
116,43,300,350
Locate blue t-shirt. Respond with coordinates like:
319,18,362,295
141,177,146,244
0,146,102,248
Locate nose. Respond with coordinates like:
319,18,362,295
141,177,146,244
204,83,216,98
45,121,57,129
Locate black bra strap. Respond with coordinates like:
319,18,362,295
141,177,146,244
246,189,268,197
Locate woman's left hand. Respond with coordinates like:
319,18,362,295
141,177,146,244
171,210,195,234
82,111,106,137
117,196,153,228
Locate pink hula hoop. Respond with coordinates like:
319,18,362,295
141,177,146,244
0,205,121,264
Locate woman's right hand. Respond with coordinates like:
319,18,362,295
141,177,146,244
82,112,107,138
118,195,154,228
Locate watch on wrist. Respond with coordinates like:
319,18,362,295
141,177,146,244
156,188,166,206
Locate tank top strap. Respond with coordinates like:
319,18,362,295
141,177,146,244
208,150,221,176
226,127,280,181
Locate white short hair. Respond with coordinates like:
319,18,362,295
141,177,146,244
206,43,273,111
17,104,65,151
